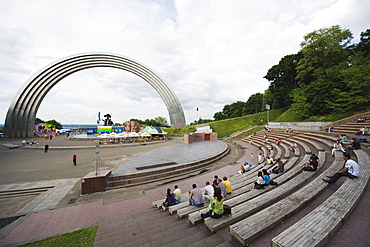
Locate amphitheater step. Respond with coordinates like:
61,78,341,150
187,233,225,247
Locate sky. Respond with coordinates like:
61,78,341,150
0,0,369,126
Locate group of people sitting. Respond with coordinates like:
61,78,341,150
354,116,367,123
356,126,369,136
252,169,278,189
163,175,233,219
237,161,252,174
332,136,362,156
22,139,40,147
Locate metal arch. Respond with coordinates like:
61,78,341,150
4,53,186,138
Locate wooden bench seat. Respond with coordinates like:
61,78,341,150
302,132,335,148
281,139,300,157
287,137,312,154
294,134,326,151
271,149,370,247
229,152,343,246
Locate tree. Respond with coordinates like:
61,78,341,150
245,93,263,115
35,118,44,124
296,25,352,86
291,25,353,117
154,116,169,127
213,111,225,121
265,53,301,108
353,29,370,57
46,119,63,129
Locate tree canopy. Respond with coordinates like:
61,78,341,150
215,25,370,121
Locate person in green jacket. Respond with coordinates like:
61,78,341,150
199,187,224,219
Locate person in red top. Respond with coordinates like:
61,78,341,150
72,155,77,166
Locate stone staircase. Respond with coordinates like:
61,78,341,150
93,207,235,247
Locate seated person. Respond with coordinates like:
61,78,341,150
203,181,214,202
355,116,365,123
356,127,365,136
338,134,349,145
173,185,182,202
252,171,265,189
188,184,205,207
323,153,360,184
289,142,298,152
163,188,176,207
217,179,227,198
271,159,284,174
199,187,224,219
331,140,345,156
222,176,232,194
300,154,322,172
262,169,270,185
346,138,361,154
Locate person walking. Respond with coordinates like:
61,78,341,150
44,144,49,153
72,154,77,166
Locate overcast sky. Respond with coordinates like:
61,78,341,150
0,0,369,126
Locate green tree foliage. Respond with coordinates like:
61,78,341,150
154,116,169,127
214,26,369,121
264,53,301,108
129,116,169,127
245,93,263,115
353,29,370,57
46,119,63,129
35,118,63,128
190,118,213,125
35,118,44,123
291,25,354,117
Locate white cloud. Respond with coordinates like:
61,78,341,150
0,0,369,126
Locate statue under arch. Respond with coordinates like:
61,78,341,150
4,53,186,138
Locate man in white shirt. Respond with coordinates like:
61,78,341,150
322,153,360,184
203,181,214,202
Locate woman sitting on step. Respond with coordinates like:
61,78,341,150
252,171,265,189
163,188,177,207
198,187,224,219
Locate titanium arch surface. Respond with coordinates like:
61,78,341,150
4,53,186,138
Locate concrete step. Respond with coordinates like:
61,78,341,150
120,220,195,247
216,240,237,247
187,233,225,247
95,209,177,242
161,229,211,247
145,224,202,247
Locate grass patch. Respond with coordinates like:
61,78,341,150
20,226,98,247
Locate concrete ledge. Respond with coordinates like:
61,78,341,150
1,144,21,149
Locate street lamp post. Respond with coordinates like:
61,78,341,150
95,144,100,175
266,104,270,124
